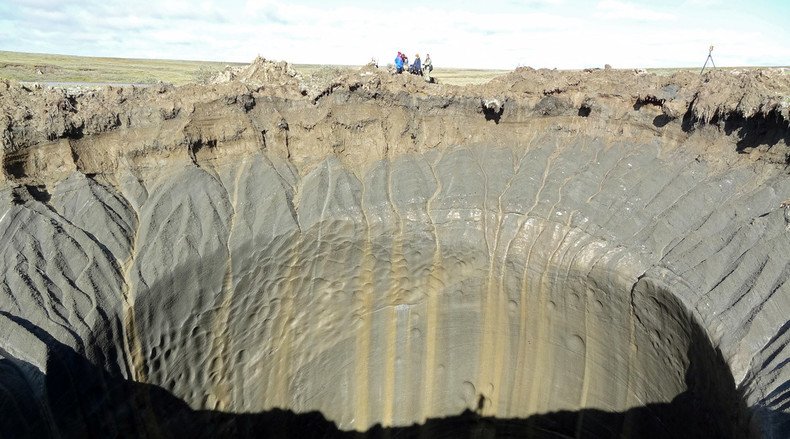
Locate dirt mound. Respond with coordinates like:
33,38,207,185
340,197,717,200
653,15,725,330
1,59,788,183
483,66,790,120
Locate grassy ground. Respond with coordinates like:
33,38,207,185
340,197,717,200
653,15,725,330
0,51,245,85
0,51,512,86
431,68,510,85
1,51,786,87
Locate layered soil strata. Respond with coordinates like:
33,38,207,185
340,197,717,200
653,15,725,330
0,59,788,438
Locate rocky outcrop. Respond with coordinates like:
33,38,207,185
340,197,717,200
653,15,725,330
1,60,789,438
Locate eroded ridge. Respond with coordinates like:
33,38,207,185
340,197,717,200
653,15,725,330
0,60,788,438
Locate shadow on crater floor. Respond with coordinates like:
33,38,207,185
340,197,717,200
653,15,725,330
0,310,777,439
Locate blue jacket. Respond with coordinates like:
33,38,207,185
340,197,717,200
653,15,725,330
395,56,404,69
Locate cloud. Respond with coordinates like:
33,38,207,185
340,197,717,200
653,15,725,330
594,0,676,21
12,0,64,7
683,0,721,6
1,0,788,69
509,0,565,5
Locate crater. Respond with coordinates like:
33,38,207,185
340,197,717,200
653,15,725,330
0,60,788,438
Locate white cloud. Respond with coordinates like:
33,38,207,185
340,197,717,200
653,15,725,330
683,0,720,6
1,0,788,70
594,0,676,21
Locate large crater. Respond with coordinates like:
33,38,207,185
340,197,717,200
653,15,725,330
0,61,788,438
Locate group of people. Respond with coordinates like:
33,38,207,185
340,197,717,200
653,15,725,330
394,51,433,81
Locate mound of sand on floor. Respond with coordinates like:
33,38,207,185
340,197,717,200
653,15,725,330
0,59,788,438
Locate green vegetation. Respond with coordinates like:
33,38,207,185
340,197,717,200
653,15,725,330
432,68,510,85
0,51,243,85
0,51,512,86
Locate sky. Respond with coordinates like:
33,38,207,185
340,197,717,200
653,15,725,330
1,0,788,69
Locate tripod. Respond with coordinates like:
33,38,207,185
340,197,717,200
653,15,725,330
700,45,716,75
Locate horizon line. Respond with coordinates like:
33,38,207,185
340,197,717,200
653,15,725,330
2,50,789,72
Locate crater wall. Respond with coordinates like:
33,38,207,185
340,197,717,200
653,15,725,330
0,62,788,438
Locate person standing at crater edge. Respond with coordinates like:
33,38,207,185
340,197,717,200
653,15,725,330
411,54,422,75
423,53,433,82
394,51,404,73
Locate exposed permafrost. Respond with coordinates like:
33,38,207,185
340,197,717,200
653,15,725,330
0,60,788,438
